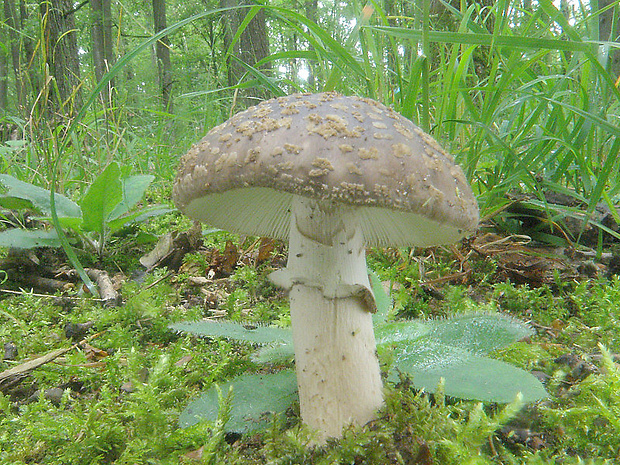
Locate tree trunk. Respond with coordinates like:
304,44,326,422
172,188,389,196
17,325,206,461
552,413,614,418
40,0,82,116
221,0,271,103
305,0,318,89
598,0,620,79
383,0,398,98
90,0,115,106
3,0,28,113
152,0,173,112
0,30,7,111
20,0,40,106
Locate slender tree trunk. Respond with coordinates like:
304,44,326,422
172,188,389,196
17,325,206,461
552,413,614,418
20,0,40,106
90,0,115,106
4,0,27,112
305,0,318,89
598,0,620,79
152,0,173,112
383,0,398,97
0,30,7,111
40,0,82,116
221,0,271,103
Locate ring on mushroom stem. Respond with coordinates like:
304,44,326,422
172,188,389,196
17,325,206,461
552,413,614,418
173,92,479,443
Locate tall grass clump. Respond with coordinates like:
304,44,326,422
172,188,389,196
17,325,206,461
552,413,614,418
251,0,620,243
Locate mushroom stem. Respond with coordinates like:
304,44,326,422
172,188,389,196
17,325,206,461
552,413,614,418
270,195,384,441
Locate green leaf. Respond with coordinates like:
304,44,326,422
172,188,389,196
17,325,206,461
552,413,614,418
0,196,35,211
389,341,547,403
179,371,298,432
107,174,155,221
106,205,173,234
424,314,534,355
0,229,61,249
229,56,287,97
251,343,295,364
370,270,392,325
379,314,543,402
79,163,123,234
376,314,532,355
0,174,81,218
54,216,83,231
375,320,430,345
368,26,599,53
170,320,293,345
270,6,365,79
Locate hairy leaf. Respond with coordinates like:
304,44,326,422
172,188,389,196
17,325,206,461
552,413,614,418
179,371,298,432
170,320,293,345
251,343,295,364
376,314,532,355
375,320,429,345
424,314,533,355
389,341,547,403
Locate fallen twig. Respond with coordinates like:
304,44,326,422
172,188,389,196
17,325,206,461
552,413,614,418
0,288,104,302
0,332,104,385
85,269,120,306
144,270,174,290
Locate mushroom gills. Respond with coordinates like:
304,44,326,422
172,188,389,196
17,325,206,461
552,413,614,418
184,186,470,248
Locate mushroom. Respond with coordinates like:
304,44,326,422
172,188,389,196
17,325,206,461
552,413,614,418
173,92,479,442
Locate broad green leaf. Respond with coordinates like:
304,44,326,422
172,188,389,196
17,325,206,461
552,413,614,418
0,174,81,218
424,314,534,355
0,196,35,211
251,343,295,364
107,174,155,221
375,320,430,345
79,163,123,234
179,371,298,432
54,216,83,231
389,341,547,403
106,205,173,233
376,314,532,355
0,229,61,249
170,320,293,345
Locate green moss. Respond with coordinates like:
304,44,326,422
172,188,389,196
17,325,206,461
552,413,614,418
540,347,620,459
3,241,620,464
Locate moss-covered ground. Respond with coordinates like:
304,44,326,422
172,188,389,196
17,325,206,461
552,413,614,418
1,226,620,464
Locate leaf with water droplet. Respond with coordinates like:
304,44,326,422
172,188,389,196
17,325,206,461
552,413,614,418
170,320,293,345
389,340,547,403
179,371,298,432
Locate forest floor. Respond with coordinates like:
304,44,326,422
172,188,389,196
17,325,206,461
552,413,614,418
1,208,620,464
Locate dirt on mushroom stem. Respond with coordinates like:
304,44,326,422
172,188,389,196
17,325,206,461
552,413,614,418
269,195,384,442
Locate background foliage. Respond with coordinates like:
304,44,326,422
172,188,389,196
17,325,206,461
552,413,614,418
1,0,619,234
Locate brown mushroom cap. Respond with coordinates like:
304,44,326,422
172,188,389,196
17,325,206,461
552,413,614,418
173,92,479,247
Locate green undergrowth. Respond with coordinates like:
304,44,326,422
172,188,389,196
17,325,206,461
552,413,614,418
1,249,620,463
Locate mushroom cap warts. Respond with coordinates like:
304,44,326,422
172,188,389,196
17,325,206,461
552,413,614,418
173,92,479,247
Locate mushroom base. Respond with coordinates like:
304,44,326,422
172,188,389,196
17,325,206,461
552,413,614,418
270,195,384,442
